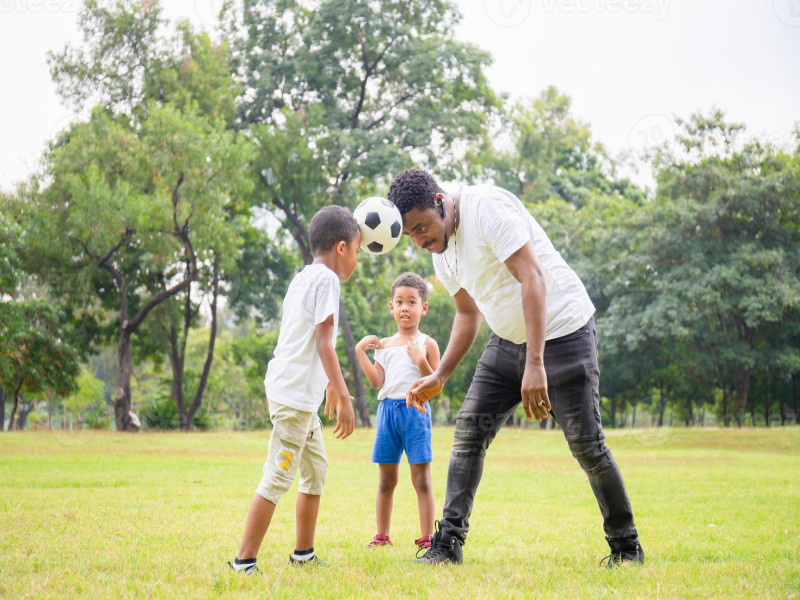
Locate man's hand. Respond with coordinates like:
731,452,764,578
356,335,381,352
332,397,355,439
406,339,425,366
406,374,444,414
521,362,550,423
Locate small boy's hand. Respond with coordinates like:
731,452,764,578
406,340,425,365
324,386,338,421
332,397,355,439
357,335,382,352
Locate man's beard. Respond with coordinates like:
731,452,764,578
436,232,450,254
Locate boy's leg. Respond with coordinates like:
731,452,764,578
295,492,321,551
409,462,434,538
543,319,639,547
296,415,328,554
439,334,523,544
237,494,277,560
239,401,314,562
376,463,399,535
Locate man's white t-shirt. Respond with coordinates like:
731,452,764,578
433,184,595,343
264,263,340,412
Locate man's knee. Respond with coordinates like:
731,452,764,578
567,437,613,474
452,414,499,457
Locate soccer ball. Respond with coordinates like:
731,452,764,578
354,196,403,255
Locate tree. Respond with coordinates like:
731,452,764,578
604,111,800,426
0,302,79,430
29,1,256,431
224,0,497,425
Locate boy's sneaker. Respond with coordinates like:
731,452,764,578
367,533,393,548
600,536,645,568
228,559,259,575
289,555,326,567
415,521,462,565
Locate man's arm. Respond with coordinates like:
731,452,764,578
316,315,355,438
504,241,551,423
406,288,482,411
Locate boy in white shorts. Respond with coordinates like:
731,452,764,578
229,205,360,574
355,272,440,554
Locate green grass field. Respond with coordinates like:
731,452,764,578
2,426,799,599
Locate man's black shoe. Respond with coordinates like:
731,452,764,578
415,521,463,565
600,536,645,568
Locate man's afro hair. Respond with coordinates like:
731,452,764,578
387,169,446,215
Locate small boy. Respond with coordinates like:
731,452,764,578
229,205,360,574
355,272,440,554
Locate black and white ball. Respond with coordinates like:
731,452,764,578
354,196,403,255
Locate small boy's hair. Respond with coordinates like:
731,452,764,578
309,205,359,256
390,272,429,303
387,169,446,215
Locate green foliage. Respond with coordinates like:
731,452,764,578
603,111,800,423
0,301,80,429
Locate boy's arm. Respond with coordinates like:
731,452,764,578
316,315,355,439
355,335,385,389
407,336,440,377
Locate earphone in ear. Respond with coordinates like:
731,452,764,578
438,199,446,219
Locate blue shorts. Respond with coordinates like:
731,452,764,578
371,399,433,465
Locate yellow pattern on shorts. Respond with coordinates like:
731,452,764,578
279,450,293,471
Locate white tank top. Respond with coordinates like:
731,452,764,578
373,333,429,401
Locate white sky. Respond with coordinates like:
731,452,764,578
1,0,799,192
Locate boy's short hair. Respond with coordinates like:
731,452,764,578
309,205,359,256
391,272,429,303
387,169,446,215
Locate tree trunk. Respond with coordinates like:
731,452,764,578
182,254,220,430
7,381,22,432
631,402,637,428
114,328,137,431
749,375,756,427
609,396,617,428
734,370,750,427
16,397,35,430
722,385,729,427
683,398,693,427
657,385,667,427
792,372,799,424
764,374,771,427
0,384,5,431
339,304,372,427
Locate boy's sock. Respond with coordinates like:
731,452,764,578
290,547,316,563
229,557,258,574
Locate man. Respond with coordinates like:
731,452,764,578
387,168,643,567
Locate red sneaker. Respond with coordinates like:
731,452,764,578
414,534,432,550
367,533,392,548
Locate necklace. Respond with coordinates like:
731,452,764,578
442,193,460,278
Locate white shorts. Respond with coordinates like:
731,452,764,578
255,399,328,504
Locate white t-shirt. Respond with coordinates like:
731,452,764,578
433,184,595,343
373,334,429,401
264,263,340,412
